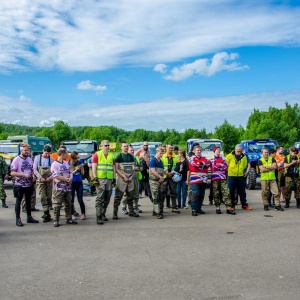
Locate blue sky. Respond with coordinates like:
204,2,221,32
0,0,299,132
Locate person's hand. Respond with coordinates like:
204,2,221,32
158,176,164,183
40,178,46,183
167,172,173,178
46,177,51,182
123,176,129,182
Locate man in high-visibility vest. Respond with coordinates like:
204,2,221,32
284,147,300,208
258,148,284,211
92,140,116,225
161,144,180,214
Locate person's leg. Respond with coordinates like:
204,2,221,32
149,180,160,215
237,176,248,207
37,182,49,214
261,181,269,209
0,177,8,208
213,181,221,211
284,176,292,208
113,188,124,218
270,180,281,209
176,181,182,207
227,176,237,208
15,187,24,221
191,184,200,215
169,179,179,210
182,181,188,207
52,190,63,222
126,188,137,216
64,191,72,221
71,182,76,215
76,182,85,215
198,183,207,212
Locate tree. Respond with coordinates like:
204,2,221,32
51,121,74,147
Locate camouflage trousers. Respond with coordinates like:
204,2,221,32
95,179,113,217
122,175,139,209
285,176,300,201
149,179,164,214
52,189,72,221
22,182,36,210
212,180,231,207
0,177,7,201
37,181,53,212
162,178,177,209
261,180,280,206
113,187,134,215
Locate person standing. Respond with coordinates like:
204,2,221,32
69,151,86,220
113,142,139,219
149,147,165,219
10,143,39,226
33,145,54,222
210,146,234,215
187,145,211,216
51,148,77,227
161,144,180,214
174,150,188,208
92,140,115,225
284,147,300,208
134,141,151,166
0,155,9,208
275,146,286,203
258,148,284,211
226,144,252,213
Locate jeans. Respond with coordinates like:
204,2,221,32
227,176,247,207
15,185,33,219
71,181,85,214
176,179,187,206
191,183,207,211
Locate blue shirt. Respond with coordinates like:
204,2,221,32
149,157,164,169
69,159,83,182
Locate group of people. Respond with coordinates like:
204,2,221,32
0,140,299,227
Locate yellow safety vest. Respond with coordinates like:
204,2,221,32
96,151,114,179
260,157,276,181
161,153,177,178
135,156,142,181
226,152,248,177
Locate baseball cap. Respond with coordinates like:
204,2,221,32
174,146,179,151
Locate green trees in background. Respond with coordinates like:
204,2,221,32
1,102,299,150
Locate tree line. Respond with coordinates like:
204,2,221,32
0,102,299,153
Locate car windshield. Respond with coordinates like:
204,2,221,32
199,142,223,152
248,142,277,153
0,144,19,153
64,143,95,153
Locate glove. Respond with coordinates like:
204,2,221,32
90,177,99,186
112,178,116,186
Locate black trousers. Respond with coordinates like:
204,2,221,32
15,186,33,219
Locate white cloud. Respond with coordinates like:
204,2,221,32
156,52,249,81
0,1,299,72
1,91,299,132
19,94,31,101
153,64,167,74
77,80,107,94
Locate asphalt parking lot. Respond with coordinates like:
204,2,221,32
1,182,300,300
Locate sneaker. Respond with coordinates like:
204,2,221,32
264,205,269,211
81,214,87,220
73,211,79,217
275,205,284,211
139,194,143,198
216,209,222,214
242,205,252,210
172,208,181,214
27,216,39,223
134,208,142,213
2,203,8,208
226,208,236,215
66,219,77,224
16,218,24,226
128,212,139,217
157,213,163,219
122,208,128,215
192,210,198,216
183,205,189,209
53,221,59,227
43,215,52,223
72,215,77,220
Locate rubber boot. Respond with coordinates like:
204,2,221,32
96,215,103,225
102,207,108,221
2,200,8,208
113,207,118,220
284,200,290,208
297,199,300,209
43,210,52,223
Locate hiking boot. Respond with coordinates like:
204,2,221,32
27,216,39,223
2,202,8,208
275,205,284,211
264,205,269,211
43,215,52,223
152,211,157,216
66,219,77,225
122,208,128,215
197,209,205,214
216,209,222,214
268,203,274,208
157,213,163,219
16,218,24,226
128,212,139,217
192,210,198,216
172,208,180,214
102,214,108,221
242,205,252,210
112,215,119,220
134,207,142,213
284,201,290,208
53,221,59,227
97,216,103,225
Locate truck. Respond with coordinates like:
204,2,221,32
187,139,224,158
0,141,22,181
109,142,117,152
130,142,162,158
240,138,279,190
7,135,55,156
294,141,300,150
60,140,99,165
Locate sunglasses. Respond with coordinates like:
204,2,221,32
103,145,110,147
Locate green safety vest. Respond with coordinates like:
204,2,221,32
135,156,142,181
96,151,114,179
260,157,276,181
161,153,177,179
285,154,300,173
226,152,248,177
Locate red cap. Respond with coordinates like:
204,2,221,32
213,146,220,152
